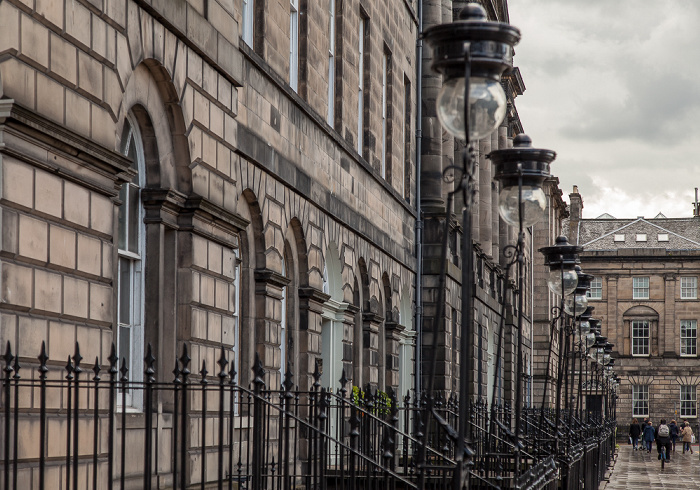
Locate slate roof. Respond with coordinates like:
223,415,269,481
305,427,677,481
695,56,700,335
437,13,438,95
570,217,700,251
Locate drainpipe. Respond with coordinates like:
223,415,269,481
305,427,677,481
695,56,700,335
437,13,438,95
414,0,424,396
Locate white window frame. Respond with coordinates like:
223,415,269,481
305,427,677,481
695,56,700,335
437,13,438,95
357,17,364,155
633,277,649,300
327,0,336,126
658,234,669,242
117,117,146,410
631,319,650,356
587,277,602,300
632,385,649,417
681,319,697,357
636,234,647,242
242,0,254,46
614,234,625,242
681,276,697,299
381,52,387,179
289,0,299,91
681,385,697,417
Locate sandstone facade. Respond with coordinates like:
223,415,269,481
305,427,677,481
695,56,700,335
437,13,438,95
567,189,700,436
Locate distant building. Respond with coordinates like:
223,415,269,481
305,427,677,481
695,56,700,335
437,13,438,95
566,188,700,431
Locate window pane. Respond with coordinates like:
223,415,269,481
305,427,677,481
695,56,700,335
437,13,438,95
119,258,131,325
118,185,127,250
119,324,131,376
128,185,140,253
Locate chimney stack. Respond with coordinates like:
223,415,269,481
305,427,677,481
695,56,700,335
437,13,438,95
568,186,583,244
694,188,699,217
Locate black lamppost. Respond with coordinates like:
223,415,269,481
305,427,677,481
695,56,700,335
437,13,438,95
422,5,520,489
538,237,581,435
490,134,556,455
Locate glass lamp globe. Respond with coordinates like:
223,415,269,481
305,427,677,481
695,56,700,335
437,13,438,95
436,76,508,141
585,332,596,348
564,293,588,316
547,268,579,296
579,320,591,337
498,185,547,228
603,353,611,365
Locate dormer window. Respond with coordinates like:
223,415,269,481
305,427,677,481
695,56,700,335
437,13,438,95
658,234,669,242
636,234,647,242
614,234,625,242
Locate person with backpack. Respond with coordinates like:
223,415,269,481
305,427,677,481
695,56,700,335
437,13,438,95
629,418,642,450
655,419,672,462
642,420,656,453
669,419,679,452
681,421,694,454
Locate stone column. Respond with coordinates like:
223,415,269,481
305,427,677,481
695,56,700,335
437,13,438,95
254,269,290,390
385,321,406,390
342,304,360,386
299,287,331,391
363,312,384,389
479,137,492,257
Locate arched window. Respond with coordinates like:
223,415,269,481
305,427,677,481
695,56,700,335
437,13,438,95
117,117,145,407
321,244,344,389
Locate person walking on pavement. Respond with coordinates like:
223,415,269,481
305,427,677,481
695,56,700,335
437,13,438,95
629,418,642,450
669,419,679,452
681,421,694,454
655,419,672,462
643,420,655,453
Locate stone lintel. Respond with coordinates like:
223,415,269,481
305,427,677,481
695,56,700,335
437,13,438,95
254,268,290,291
0,99,135,184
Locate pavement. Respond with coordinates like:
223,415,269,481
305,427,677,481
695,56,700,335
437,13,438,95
601,443,700,489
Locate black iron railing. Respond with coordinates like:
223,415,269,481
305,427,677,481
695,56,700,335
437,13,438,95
1,341,615,489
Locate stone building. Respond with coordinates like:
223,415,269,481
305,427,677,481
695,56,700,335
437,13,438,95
0,0,420,485
566,187,700,431
0,0,571,485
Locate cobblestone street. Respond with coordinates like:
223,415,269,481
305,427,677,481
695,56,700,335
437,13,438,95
602,444,700,488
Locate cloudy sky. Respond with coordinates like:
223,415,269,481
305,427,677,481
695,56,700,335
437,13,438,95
508,0,700,219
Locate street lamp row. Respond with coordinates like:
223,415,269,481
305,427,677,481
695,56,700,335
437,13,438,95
421,3,618,488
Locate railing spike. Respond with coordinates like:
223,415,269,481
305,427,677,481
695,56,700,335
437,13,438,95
38,342,49,378
65,355,74,380
72,342,83,373
92,357,101,381
252,352,265,391
172,360,181,384
179,343,191,377
3,342,14,376
119,357,129,382
144,343,156,382
200,359,209,383
339,368,348,397
217,346,229,382
108,343,118,375
12,354,20,380
283,362,294,393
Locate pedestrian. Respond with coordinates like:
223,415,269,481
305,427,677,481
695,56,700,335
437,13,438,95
642,420,655,453
629,417,641,450
655,419,672,462
669,419,679,452
681,421,694,454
